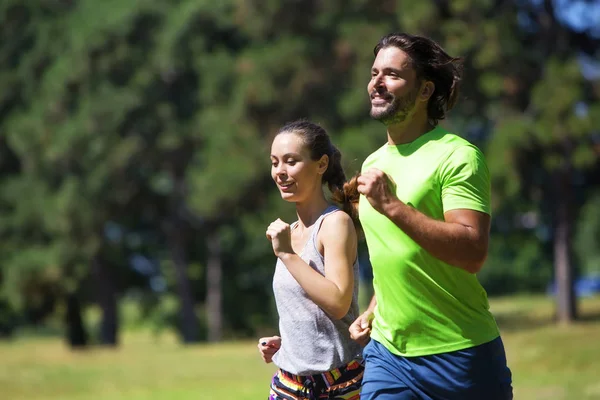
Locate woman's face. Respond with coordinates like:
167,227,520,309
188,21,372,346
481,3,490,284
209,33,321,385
270,132,326,203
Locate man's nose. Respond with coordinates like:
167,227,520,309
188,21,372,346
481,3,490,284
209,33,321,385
372,75,385,91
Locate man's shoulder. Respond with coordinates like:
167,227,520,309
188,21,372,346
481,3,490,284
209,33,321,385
430,128,486,163
362,143,388,168
430,128,477,150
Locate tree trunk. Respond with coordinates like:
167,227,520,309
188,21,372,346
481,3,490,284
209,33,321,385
168,225,199,343
206,234,223,342
554,166,577,324
65,292,88,348
92,256,119,346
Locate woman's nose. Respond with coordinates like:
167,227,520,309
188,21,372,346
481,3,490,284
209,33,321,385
275,164,286,176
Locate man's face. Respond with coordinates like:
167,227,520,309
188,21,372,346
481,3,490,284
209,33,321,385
368,46,421,125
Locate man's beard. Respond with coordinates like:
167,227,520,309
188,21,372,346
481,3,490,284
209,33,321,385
370,88,419,125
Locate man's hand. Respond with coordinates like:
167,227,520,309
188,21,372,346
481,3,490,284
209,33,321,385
257,336,282,363
349,310,374,347
357,168,397,214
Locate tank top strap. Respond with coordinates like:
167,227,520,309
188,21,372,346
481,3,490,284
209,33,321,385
308,205,341,244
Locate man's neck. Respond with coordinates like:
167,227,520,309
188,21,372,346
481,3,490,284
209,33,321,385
386,114,434,145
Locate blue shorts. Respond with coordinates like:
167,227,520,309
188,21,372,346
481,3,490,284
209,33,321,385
361,337,513,400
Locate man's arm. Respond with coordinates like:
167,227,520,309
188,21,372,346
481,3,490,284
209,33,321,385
357,168,490,274
365,294,377,313
349,295,376,346
381,201,489,273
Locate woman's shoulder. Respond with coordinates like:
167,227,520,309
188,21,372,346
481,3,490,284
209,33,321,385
319,208,356,239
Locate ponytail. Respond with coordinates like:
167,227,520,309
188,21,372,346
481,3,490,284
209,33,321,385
323,146,361,233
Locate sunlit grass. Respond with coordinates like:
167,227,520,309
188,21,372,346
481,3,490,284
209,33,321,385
492,295,600,400
0,332,276,400
0,295,599,399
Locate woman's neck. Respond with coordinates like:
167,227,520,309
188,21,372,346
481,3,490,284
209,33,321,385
295,195,330,229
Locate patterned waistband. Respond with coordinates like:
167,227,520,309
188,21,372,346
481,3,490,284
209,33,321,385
278,359,364,391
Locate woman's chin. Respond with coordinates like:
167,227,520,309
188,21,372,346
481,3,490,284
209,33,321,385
280,192,298,202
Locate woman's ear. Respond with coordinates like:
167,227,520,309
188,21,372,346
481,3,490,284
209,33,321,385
317,154,329,175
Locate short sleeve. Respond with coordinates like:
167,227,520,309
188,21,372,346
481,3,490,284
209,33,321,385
439,145,491,215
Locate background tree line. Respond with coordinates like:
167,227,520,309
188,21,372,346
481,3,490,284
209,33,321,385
0,0,599,347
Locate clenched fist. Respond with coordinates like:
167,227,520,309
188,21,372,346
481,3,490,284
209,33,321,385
357,168,398,214
349,310,374,347
257,335,281,363
266,219,294,258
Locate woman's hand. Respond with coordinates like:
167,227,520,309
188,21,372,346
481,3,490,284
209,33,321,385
257,336,282,363
266,219,294,258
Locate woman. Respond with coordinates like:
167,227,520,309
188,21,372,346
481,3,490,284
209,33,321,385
257,120,363,399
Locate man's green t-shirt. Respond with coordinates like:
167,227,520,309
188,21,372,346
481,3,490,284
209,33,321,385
359,126,500,357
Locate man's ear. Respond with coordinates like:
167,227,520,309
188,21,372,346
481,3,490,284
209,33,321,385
419,81,435,102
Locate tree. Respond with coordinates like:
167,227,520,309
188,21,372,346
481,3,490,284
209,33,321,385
483,0,600,323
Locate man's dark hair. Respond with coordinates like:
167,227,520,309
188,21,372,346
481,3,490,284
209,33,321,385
374,33,463,125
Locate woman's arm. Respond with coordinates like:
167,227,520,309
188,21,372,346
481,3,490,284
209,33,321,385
271,212,358,319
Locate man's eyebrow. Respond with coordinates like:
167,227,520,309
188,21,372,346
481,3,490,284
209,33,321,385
383,67,403,74
371,67,404,75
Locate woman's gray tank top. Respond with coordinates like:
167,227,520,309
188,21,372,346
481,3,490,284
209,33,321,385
271,205,362,376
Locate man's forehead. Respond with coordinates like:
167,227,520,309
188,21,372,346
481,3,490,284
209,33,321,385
372,47,412,70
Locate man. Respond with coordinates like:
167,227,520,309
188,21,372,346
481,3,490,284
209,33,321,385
349,33,513,399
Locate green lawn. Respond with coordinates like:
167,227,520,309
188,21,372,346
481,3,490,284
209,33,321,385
1,295,600,399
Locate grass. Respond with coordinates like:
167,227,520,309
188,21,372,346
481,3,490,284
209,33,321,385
490,295,600,399
1,295,599,399
0,332,276,400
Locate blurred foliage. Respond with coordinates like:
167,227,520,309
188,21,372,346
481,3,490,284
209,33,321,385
575,190,600,275
0,0,598,343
